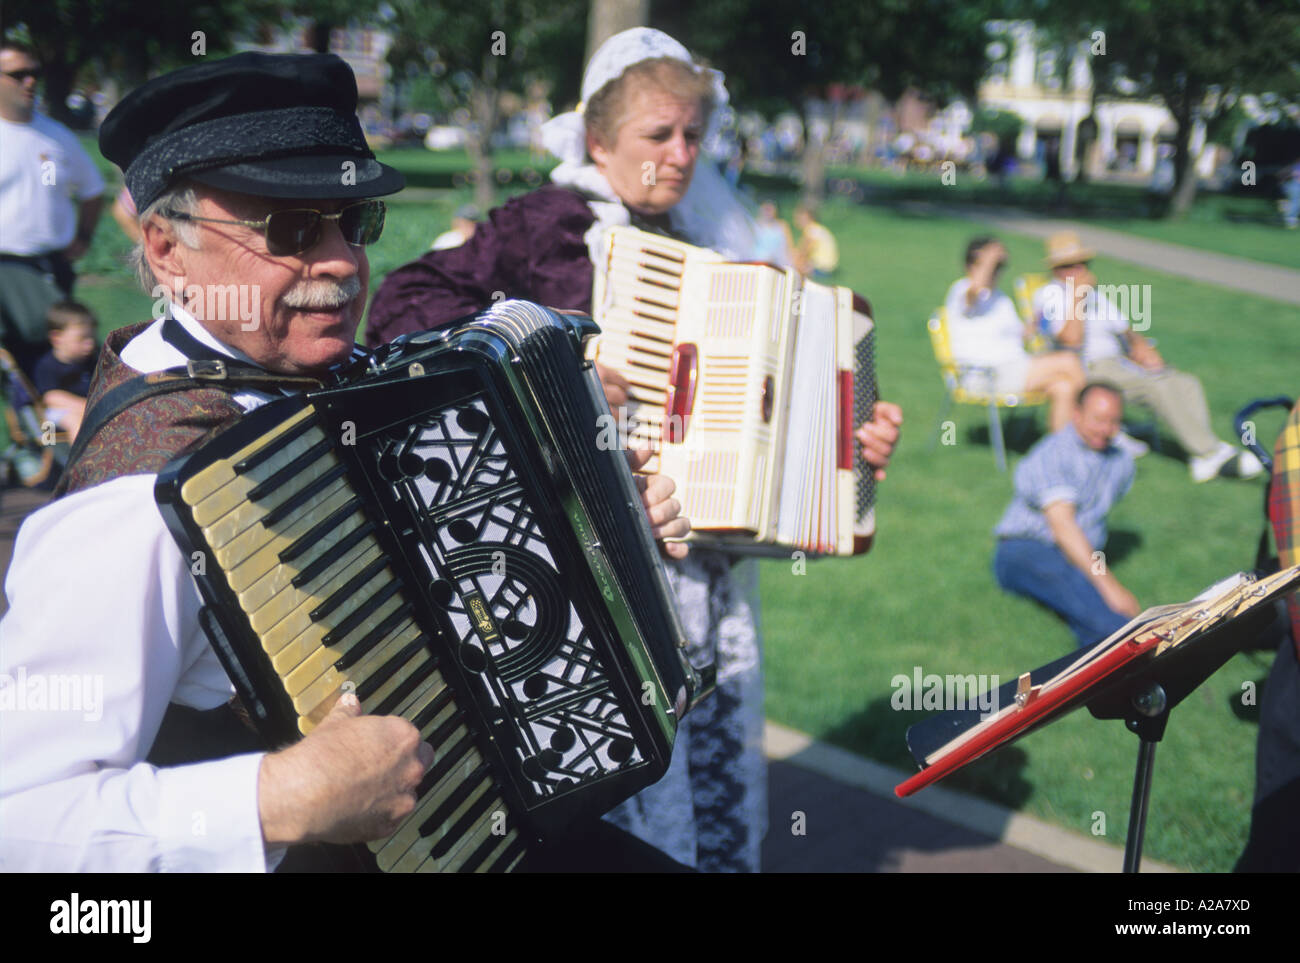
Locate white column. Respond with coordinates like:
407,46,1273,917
1017,123,1037,160
1061,112,1079,181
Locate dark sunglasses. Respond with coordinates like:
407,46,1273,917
3,68,42,82
161,199,386,256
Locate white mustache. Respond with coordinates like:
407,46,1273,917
282,275,362,310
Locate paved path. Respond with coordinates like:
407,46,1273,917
899,202,1300,306
761,721,1177,873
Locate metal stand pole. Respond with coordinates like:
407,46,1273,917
1122,683,1167,873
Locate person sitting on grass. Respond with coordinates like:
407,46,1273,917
992,381,1139,648
943,236,1085,432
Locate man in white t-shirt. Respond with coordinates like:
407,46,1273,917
0,43,104,365
943,236,1084,431
1033,231,1263,482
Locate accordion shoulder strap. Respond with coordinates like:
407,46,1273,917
54,320,322,497
65,364,320,472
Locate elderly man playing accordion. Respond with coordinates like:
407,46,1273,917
369,28,903,872
0,52,690,872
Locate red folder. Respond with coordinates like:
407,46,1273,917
896,566,1300,798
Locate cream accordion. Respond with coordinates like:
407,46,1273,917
155,301,704,872
590,225,878,557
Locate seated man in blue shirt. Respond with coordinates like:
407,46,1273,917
992,381,1140,647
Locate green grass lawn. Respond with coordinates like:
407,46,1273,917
822,165,1300,271
54,147,1300,871
758,197,1299,872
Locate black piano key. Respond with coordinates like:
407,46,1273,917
247,438,334,501
415,726,472,797
419,763,490,843
365,643,435,714
334,603,414,670
320,579,401,645
411,686,455,731
309,556,387,622
431,781,500,860
279,497,363,563
485,834,529,873
261,463,348,527
458,825,508,873
234,416,317,474
291,519,376,588
372,667,434,719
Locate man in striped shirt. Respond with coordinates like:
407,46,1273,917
992,382,1139,647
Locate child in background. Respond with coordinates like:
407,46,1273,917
33,301,98,441
793,205,839,280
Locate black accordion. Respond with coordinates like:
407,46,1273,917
155,300,703,872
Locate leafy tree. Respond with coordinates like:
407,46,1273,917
1020,0,1300,217
2,0,279,125
653,0,998,202
383,0,586,209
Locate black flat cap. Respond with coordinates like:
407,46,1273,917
100,51,404,210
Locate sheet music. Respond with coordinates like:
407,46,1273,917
916,567,1300,768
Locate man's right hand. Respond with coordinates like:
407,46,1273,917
258,693,434,846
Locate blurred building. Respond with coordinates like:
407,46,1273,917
979,20,1219,183
241,22,392,104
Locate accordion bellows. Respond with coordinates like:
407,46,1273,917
590,226,878,556
156,301,701,872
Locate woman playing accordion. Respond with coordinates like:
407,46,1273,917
368,27,901,872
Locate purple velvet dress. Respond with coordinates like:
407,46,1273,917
366,187,597,346
367,187,767,872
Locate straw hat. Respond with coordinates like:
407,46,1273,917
1043,230,1096,269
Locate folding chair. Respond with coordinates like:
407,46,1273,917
926,309,1047,472
1012,272,1053,354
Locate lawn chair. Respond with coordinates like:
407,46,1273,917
926,309,1047,472
1012,272,1052,353
0,347,70,488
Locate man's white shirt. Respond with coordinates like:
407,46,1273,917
0,306,280,871
942,277,1028,368
0,112,105,255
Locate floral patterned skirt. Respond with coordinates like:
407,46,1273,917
603,550,766,872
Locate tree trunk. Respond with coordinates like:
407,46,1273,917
585,0,649,66
800,101,828,207
467,65,500,211
310,21,334,54
1168,106,1199,220
41,61,76,126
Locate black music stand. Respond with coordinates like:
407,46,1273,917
899,570,1300,872
1083,596,1278,872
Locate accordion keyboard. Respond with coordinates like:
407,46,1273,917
177,405,526,872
